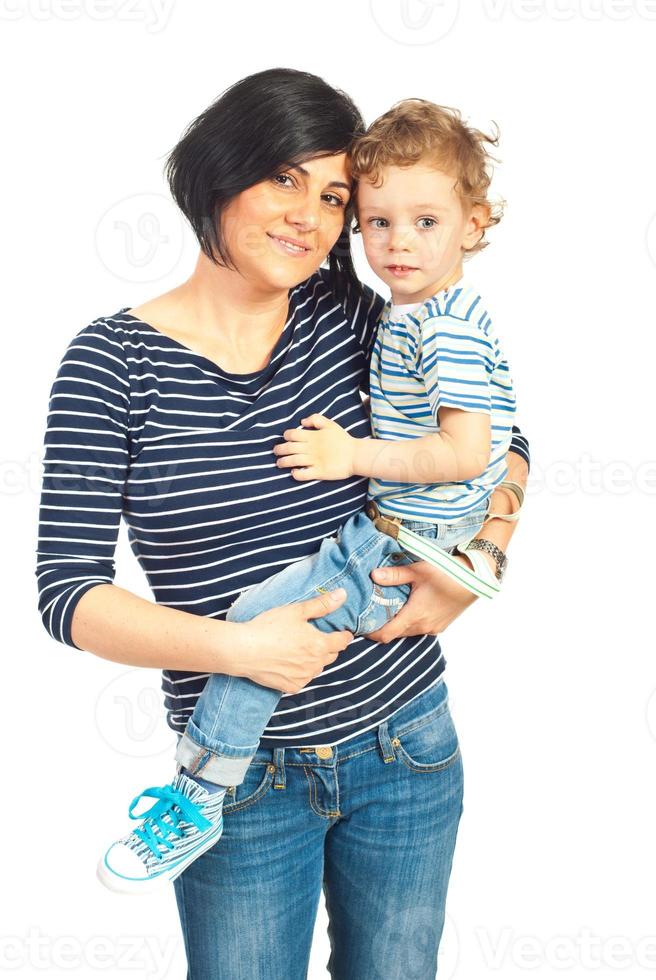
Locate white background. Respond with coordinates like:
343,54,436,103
3,1,656,977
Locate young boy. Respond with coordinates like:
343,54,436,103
98,99,519,893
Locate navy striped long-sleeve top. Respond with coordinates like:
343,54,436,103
35,269,530,747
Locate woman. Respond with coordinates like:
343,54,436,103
36,68,529,978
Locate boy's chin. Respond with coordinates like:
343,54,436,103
372,264,443,303
379,276,423,299
387,282,427,303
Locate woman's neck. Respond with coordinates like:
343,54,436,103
176,252,290,351
130,253,292,374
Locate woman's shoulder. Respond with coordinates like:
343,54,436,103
301,268,385,355
52,307,151,388
44,311,134,427
309,267,383,313
62,306,144,343
68,307,182,368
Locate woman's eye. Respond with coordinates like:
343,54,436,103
418,217,437,229
272,173,294,187
323,193,346,208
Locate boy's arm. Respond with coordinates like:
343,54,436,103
274,409,490,483
353,407,490,483
275,312,499,483
352,309,494,483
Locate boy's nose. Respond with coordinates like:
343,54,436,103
388,227,413,251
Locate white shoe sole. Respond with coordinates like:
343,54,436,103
96,824,224,896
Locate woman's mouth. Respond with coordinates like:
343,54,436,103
267,233,311,257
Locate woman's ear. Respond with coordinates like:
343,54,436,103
462,203,490,251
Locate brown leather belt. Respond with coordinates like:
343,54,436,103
364,500,403,541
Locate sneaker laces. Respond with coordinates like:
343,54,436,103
127,784,212,860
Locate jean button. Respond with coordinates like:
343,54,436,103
316,746,333,758
391,552,404,562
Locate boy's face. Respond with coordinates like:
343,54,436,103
357,162,486,304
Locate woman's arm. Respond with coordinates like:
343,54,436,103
364,442,529,643
70,582,351,692
70,582,243,672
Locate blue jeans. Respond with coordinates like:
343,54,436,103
174,504,487,786
173,676,464,979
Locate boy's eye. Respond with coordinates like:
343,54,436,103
368,218,389,229
418,217,437,229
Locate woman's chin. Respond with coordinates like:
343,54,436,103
260,257,321,291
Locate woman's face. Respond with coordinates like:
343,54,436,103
220,153,351,292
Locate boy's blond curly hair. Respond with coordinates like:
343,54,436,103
350,99,504,256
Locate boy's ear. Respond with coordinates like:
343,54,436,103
462,203,489,250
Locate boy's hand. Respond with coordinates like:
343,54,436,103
273,414,357,481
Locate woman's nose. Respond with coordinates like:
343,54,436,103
286,198,320,232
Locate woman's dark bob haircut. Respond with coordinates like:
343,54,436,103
165,68,365,303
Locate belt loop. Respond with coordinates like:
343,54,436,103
273,747,286,789
377,721,396,764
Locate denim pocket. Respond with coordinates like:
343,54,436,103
222,762,275,814
401,520,439,536
439,504,489,536
391,698,461,773
377,548,414,573
355,549,413,635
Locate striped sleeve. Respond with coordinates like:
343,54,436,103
419,313,493,416
509,423,530,471
35,320,130,650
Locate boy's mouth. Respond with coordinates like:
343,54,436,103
385,264,419,276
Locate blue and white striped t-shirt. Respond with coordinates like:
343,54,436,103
368,279,517,522
35,269,529,747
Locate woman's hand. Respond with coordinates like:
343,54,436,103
234,589,353,694
273,414,357,481
364,556,483,643
365,455,528,642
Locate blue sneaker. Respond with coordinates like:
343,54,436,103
97,771,225,894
